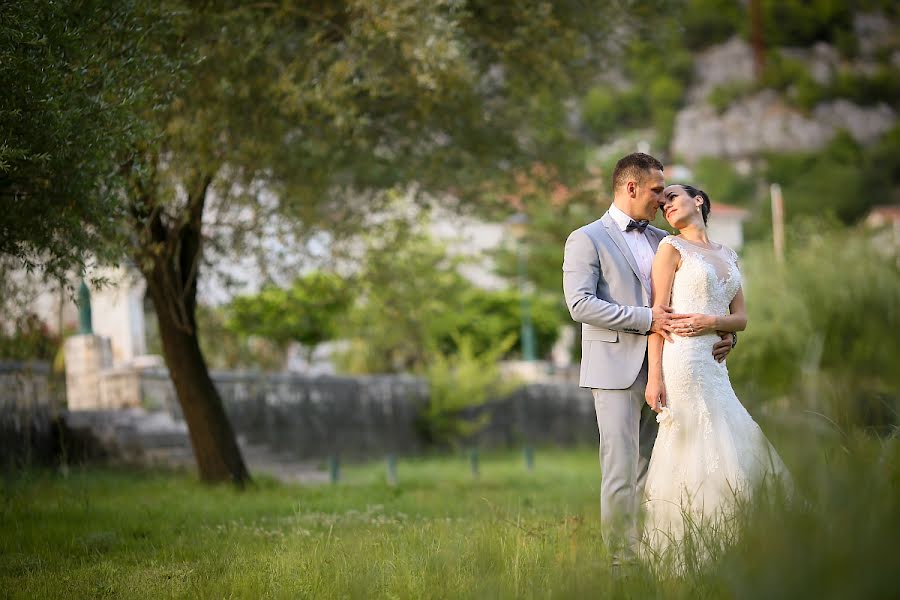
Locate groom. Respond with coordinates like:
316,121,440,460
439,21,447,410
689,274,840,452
562,152,734,557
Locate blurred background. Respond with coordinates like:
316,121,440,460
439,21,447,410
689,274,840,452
1,0,898,479
2,1,900,597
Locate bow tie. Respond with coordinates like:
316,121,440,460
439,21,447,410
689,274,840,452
625,219,649,233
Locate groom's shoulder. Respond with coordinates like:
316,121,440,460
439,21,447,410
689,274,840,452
564,218,607,255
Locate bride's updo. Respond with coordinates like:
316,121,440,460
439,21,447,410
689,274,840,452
679,184,711,225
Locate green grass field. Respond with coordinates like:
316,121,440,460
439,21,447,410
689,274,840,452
2,421,899,599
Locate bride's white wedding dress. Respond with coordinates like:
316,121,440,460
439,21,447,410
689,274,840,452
642,236,789,561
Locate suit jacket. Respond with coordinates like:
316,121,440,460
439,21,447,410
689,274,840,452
562,211,668,389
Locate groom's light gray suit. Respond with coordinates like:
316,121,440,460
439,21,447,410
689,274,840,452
562,210,668,549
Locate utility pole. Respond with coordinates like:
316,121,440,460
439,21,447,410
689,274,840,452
770,183,785,263
750,0,766,80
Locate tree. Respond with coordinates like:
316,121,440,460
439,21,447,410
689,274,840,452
489,162,606,309
0,1,184,281
227,272,349,365
337,212,562,373
430,287,562,362
338,217,469,374
8,1,655,484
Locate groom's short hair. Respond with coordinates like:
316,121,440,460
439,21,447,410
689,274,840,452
612,153,664,191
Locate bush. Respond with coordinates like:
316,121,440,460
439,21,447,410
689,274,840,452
729,221,900,431
581,34,692,146
761,53,815,93
0,314,61,362
681,0,742,47
831,67,900,109
581,86,646,142
649,76,685,144
757,0,854,49
793,66,900,111
763,132,877,224
868,122,900,183
417,334,520,446
691,157,757,207
429,288,562,362
707,80,757,113
705,53,815,113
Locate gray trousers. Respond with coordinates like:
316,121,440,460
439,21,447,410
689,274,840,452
591,362,658,553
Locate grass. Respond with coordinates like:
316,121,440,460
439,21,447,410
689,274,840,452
1,422,899,599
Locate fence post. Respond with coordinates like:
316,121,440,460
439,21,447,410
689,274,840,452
386,453,397,486
328,455,340,484
524,446,534,471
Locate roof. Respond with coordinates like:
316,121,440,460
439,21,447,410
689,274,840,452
866,204,900,225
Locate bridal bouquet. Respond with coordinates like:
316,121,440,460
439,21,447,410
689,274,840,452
656,406,672,425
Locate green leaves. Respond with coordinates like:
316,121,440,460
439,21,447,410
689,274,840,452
418,332,519,446
226,272,350,351
0,1,186,280
729,221,900,429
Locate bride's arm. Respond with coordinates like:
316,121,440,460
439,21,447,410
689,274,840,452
672,286,747,335
646,244,680,411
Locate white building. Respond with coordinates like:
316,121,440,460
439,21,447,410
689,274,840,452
707,202,750,251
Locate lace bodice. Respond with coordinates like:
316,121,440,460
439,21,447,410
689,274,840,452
659,236,741,316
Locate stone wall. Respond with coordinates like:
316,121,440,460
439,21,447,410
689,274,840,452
137,368,596,458
2,361,597,467
0,361,64,467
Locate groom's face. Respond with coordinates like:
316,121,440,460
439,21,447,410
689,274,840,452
633,169,665,222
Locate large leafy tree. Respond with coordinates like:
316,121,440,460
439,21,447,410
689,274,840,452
0,0,182,279
8,0,653,484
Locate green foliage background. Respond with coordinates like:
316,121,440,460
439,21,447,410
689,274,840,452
729,221,900,430
0,1,185,280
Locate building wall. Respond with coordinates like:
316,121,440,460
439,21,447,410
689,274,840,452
706,215,745,250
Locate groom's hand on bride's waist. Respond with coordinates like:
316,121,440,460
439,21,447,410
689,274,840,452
712,333,735,363
649,305,677,342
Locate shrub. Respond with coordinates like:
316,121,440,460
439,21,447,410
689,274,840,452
681,0,742,47
691,157,757,207
757,0,854,49
417,334,520,446
729,221,900,431
0,314,62,362
581,85,646,142
707,80,757,113
831,67,900,109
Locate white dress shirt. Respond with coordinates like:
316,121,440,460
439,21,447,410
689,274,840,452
608,203,655,294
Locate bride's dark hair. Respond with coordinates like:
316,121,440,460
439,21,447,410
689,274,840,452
680,184,711,225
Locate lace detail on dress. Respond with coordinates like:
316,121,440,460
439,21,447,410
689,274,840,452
643,236,789,568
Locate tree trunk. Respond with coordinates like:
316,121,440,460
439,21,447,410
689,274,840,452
131,169,250,486
749,0,766,80
147,273,250,485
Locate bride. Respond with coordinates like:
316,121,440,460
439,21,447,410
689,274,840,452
641,184,789,565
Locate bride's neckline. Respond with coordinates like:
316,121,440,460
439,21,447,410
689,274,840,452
676,235,722,251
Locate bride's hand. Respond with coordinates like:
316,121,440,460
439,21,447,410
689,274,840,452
670,313,717,337
645,377,667,412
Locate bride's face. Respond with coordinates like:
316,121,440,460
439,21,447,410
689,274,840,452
662,185,703,229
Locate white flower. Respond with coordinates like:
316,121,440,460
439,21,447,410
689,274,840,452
656,406,672,424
